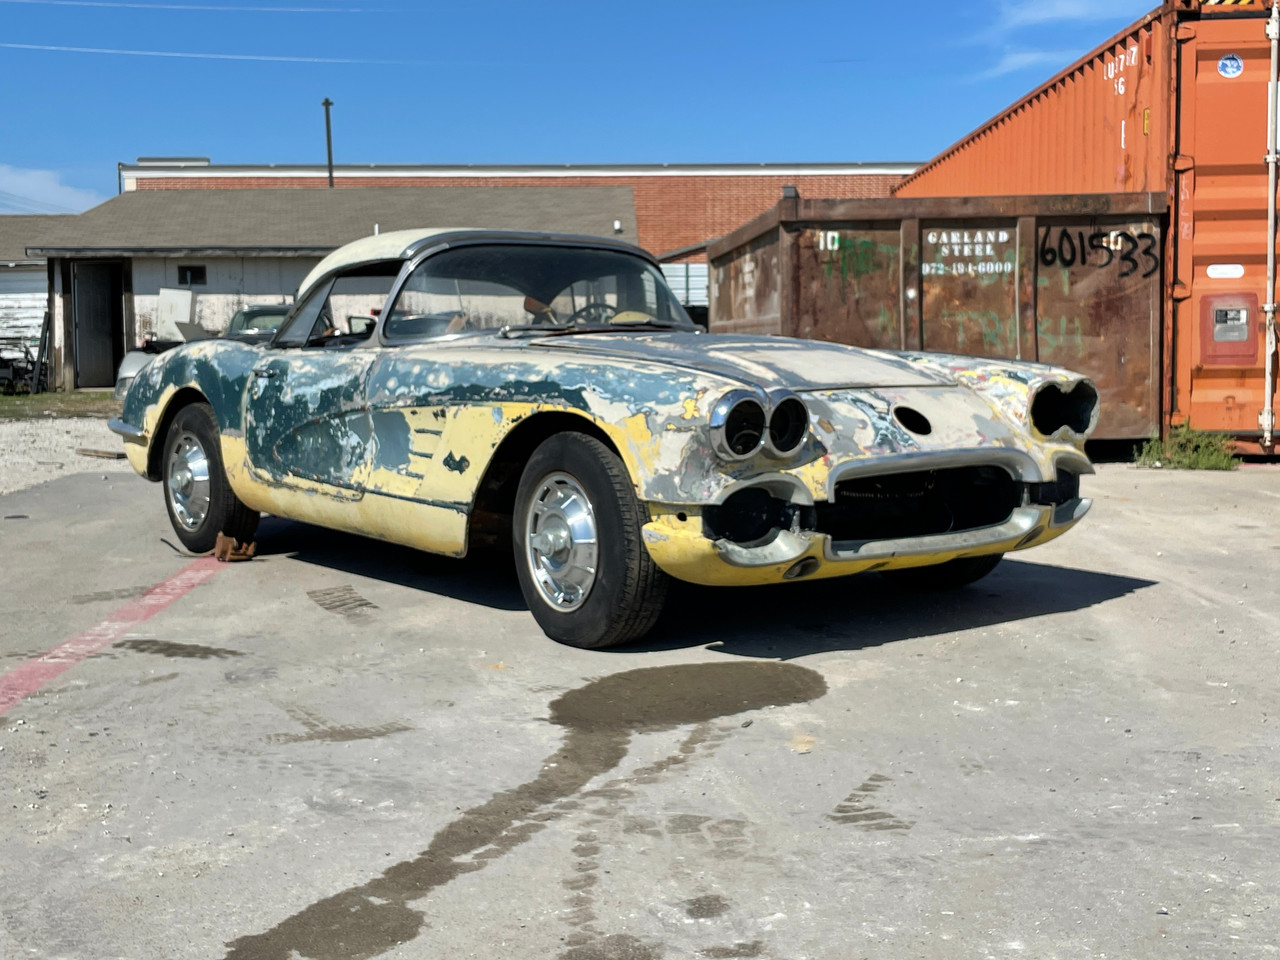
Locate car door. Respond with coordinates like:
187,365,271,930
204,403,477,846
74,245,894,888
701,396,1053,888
242,266,394,500
356,256,543,554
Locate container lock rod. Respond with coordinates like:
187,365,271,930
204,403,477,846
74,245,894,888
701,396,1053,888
1264,1,1280,448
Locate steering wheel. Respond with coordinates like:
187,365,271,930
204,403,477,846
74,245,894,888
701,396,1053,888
567,302,618,325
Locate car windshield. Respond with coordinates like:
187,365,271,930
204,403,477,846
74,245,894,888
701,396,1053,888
383,244,695,341
227,306,290,336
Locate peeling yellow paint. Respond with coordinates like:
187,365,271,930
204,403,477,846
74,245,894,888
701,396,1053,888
223,433,469,556
124,444,148,475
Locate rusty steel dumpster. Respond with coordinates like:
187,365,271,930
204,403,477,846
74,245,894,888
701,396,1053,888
892,0,1280,450
708,192,1167,441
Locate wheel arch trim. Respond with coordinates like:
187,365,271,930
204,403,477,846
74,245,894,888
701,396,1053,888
145,386,211,481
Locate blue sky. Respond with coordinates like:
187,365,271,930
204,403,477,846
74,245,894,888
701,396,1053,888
0,0,1157,213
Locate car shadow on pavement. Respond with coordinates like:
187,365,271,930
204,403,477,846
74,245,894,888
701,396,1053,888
627,559,1157,659
253,516,528,612
257,516,1155,656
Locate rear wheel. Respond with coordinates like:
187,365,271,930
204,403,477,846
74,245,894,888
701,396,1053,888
513,433,668,648
879,553,1003,590
162,402,259,553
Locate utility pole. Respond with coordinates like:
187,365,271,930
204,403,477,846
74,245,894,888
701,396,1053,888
322,97,335,188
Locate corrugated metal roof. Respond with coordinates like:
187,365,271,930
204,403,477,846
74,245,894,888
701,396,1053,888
0,214,77,263
26,187,638,257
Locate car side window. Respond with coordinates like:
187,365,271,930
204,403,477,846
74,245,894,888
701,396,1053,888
272,263,400,348
386,273,532,340
273,279,333,348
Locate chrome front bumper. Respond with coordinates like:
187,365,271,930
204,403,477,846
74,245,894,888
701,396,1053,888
107,417,147,445
714,499,1091,568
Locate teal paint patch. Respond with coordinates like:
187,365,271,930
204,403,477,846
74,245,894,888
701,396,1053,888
366,354,701,415
243,350,376,487
371,410,412,472
272,411,372,488
438,379,590,409
442,452,471,474
119,341,261,436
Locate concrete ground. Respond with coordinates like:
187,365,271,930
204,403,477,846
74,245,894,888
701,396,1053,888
0,458,1277,960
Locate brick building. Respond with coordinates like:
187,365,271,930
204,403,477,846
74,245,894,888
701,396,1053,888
119,160,916,265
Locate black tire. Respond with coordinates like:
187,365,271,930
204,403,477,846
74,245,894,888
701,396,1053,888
161,402,259,553
879,553,1003,590
513,433,668,648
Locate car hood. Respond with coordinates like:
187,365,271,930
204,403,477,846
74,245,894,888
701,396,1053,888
527,333,952,391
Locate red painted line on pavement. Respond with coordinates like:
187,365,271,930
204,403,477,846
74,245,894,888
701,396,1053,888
0,556,223,717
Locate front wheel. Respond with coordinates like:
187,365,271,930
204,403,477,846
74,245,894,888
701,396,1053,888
878,553,1003,590
513,433,668,648
162,402,259,553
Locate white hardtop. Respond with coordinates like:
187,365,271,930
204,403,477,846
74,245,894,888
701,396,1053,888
297,227,470,301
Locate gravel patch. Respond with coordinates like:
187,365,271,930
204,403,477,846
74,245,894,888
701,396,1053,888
0,418,137,495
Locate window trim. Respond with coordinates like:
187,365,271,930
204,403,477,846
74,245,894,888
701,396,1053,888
376,239,695,347
272,259,409,349
270,277,334,348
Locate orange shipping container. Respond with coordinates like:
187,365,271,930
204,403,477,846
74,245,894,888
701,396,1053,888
895,0,1280,452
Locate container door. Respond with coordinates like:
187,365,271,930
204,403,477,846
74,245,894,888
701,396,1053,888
1176,12,1276,440
1036,219,1163,438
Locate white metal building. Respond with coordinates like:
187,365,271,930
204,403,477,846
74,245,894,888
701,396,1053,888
25,186,639,389
0,215,73,345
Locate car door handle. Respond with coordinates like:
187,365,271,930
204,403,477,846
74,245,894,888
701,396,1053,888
252,367,279,379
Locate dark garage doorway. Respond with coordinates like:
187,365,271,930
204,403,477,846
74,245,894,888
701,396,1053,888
72,261,125,388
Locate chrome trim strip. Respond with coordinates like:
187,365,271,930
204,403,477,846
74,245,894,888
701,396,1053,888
709,389,767,461
1052,497,1091,527
825,448,1045,499
762,388,809,459
1052,450,1095,477
107,418,147,445
823,506,1052,562
714,529,814,567
711,473,814,507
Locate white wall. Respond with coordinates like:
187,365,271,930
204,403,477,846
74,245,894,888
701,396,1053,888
130,256,319,342
0,266,47,349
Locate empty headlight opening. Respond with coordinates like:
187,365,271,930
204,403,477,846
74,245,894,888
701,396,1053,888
704,487,811,546
1031,381,1099,437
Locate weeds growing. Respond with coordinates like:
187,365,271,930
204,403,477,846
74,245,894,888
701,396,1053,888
1137,424,1239,470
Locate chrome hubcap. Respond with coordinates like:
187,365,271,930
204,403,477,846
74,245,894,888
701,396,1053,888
524,472,598,611
166,431,211,531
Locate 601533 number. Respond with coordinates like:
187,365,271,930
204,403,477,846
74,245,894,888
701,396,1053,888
1039,229,1160,279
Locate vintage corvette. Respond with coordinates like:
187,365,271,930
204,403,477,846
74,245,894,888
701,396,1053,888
109,228,1099,648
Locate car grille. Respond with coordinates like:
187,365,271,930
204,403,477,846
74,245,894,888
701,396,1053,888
816,465,1020,544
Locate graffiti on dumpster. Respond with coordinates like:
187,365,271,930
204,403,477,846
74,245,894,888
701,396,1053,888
1039,228,1160,279
937,310,1014,355
813,231,899,281
1037,315,1088,363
